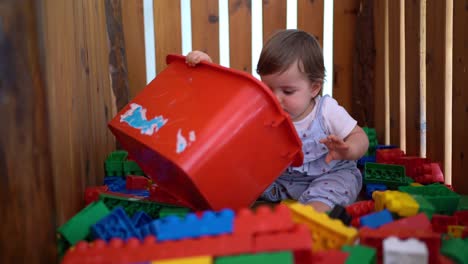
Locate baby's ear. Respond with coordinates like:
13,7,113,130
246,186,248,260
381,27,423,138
310,81,322,97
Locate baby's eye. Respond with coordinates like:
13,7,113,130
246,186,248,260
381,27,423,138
284,90,295,95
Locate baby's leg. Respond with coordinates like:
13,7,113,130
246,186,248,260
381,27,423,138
307,201,331,212
298,168,362,212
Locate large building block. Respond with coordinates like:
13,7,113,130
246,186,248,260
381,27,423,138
57,200,110,245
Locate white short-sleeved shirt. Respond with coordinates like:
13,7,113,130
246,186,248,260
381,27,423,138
293,95,357,139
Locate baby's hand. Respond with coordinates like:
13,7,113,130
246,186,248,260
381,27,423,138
185,50,213,66
319,135,350,164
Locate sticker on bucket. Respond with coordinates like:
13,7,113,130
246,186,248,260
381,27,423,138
120,103,168,135
176,129,196,154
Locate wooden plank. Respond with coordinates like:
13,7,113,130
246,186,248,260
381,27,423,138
262,0,286,43
452,0,466,193
404,0,421,156
352,0,375,128
228,0,251,73
122,0,147,98
154,0,182,74
373,0,387,144
426,0,446,170
0,1,56,262
333,0,360,113
105,0,130,111
388,0,401,147
297,0,324,46
191,0,220,64
41,0,116,225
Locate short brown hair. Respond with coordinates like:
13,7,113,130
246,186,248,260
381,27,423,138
256,29,325,84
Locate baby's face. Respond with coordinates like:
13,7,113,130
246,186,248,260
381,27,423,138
261,62,320,122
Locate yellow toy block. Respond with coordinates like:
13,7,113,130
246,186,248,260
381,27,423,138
410,182,423,187
373,190,419,217
284,202,358,252
373,191,386,211
447,225,466,238
152,256,212,264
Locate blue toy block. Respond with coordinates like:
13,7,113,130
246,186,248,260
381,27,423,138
104,176,150,197
91,206,140,241
118,189,150,198
155,209,235,241
131,211,152,228
104,176,126,192
360,209,393,229
200,210,235,236
358,155,376,168
366,183,388,199
136,220,158,239
375,144,398,150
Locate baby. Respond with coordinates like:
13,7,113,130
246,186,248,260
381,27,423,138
186,29,369,212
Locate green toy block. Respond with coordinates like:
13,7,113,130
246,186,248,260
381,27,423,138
441,238,468,264
363,127,378,156
105,150,128,176
56,234,70,261
215,251,293,264
57,200,110,245
399,184,460,215
457,195,468,211
123,160,144,176
364,163,411,189
159,207,191,219
411,194,436,219
99,193,187,218
342,245,377,264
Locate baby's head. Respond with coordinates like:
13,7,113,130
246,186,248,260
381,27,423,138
257,30,325,121
257,29,325,86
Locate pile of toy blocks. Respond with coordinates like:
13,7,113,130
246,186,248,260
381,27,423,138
57,130,468,264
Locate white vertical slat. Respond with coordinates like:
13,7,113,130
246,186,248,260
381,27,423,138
323,0,334,96
219,0,230,67
252,0,263,79
143,0,156,83
286,0,297,29
181,0,192,56
444,0,453,185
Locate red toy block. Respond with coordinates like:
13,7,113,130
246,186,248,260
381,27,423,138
359,227,441,264
379,213,432,231
438,254,455,264
394,156,428,179
454,210,468,226
415,163,444,184
309,250,349,264
84,186,109,205
376,148,405,164
126,175,150,190
351,217,361,228
147,184,194,209
62,232,253,264
252,224,312,253
431,215,457,233
346,200,375,218
235,204,294,235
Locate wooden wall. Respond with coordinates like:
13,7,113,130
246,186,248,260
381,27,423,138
1,0,467,262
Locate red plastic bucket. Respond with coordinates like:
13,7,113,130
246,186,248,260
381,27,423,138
108,54,303,210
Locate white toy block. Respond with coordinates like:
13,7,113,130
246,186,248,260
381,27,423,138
383,236,428,264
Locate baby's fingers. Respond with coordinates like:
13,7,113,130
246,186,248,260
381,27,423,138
186,55,200,66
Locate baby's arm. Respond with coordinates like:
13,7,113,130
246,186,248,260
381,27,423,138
320,125,369,163
185,50,213,66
